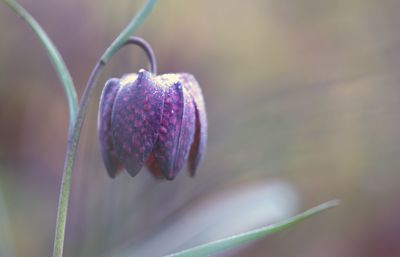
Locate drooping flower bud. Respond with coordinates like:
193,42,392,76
98,69,207,180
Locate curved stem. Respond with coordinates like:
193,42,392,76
52,1,158,257
101,0,158,63
124,36,157,75
52,62,104,257
2,0,78,130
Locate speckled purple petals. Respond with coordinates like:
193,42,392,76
179,74,207,176
97,70,207,180
148,76,196,180
98,78,124,178
111,70,164,177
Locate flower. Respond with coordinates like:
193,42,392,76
98,69,207,180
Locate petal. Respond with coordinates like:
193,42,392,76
179,74,207,176
149,76,196,180
111,70,165,177
98,78,123,178
145,153,165,179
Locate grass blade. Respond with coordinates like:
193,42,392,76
2,0,78,129
166,200,339,257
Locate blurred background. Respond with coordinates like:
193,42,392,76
1,0,400,256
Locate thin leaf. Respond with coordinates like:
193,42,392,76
166,200,339,257
2,0,78,130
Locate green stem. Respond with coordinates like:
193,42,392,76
101,0,158,63
2,0,78,129
52,1,158,257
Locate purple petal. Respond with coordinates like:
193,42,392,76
179,74,207,176
111,70,164,177
98,78,123,178
145,153,165,179
149,76,196,180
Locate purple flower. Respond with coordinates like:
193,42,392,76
97,69,207,180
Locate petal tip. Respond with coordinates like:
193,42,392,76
98,77,123,179
188,169,197,178
164,173,176,181
124,164,143,177
107,168,120,178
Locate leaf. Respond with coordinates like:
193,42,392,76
166,200,339,257
2,0,78,130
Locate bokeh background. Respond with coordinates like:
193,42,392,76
1,0,400,256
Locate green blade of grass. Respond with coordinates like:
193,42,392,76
166,200,339,257
2,0,78,129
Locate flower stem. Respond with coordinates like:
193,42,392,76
124,36,158,75
1,0,78,129
101,0,158,63
52,62,104,257
52,1,158,257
